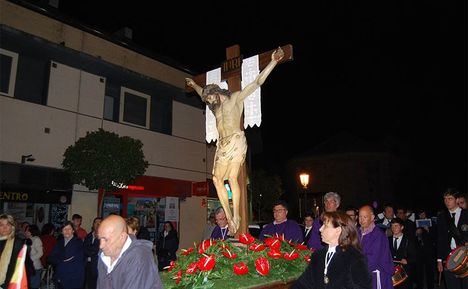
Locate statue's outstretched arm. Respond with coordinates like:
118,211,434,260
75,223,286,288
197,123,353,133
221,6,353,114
186,78,204,98
238,47,285,102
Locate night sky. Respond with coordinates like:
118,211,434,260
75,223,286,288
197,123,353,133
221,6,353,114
56,1,466,204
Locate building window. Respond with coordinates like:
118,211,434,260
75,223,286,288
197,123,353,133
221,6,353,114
0,48,19,97
119,87,151,128
103,95,115,120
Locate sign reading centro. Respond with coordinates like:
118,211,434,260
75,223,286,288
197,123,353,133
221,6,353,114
0,191,29,201
0,191,71,204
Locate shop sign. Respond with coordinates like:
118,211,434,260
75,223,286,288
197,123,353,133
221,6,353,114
0,190,71,204
0,191,29,201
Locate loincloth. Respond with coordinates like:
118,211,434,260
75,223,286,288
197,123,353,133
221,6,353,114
214,131,247,167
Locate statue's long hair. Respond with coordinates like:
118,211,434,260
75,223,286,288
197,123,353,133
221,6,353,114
202,84,231,111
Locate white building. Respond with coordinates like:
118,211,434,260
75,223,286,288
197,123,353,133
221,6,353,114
0,0,214,247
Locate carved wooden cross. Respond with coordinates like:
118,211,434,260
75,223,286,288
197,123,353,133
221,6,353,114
187,44,293,235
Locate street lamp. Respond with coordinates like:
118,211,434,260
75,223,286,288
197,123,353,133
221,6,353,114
21,154,35,164
299,173,309,189
299,173,309,218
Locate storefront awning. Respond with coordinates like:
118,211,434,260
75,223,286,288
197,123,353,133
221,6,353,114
114,175,193,198
0,162,73,204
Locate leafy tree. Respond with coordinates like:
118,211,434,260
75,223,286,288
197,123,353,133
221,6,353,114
248,169,282,222
62,129,149,193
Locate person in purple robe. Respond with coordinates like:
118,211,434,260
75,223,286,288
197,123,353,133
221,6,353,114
210,207,232,240
308,192,341,250
259,200,303,243
358,205,394,289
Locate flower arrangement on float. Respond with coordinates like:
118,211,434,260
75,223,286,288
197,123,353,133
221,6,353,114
161,233,313,289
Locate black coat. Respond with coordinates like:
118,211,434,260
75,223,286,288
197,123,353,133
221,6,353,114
156,230,179,269
436,208,468,260
388,234,416,265
83,232,100,272
299,225,313,244
292,245,372,289
388,234,417,289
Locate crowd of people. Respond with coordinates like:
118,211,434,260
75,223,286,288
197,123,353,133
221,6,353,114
0,213,174,289
1,187,466,289
204,189,467,289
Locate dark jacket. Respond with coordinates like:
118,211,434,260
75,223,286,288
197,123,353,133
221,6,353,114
299,224,313,244
137,226,151,240
48,236,85,289
84,231,100,270
388,233,416,289
436,209,468,260
388,234,416,265
156,230,179,270
97,235,162,289
292,245,372,289
84,231,100,289
415,226,436,257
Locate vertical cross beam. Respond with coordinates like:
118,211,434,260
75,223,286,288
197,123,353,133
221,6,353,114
187,44,293,236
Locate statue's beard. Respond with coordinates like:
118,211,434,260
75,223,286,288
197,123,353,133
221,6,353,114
207,98,220,112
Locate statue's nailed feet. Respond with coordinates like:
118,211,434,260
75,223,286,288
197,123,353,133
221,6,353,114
233,216,241,232
228,218,238,235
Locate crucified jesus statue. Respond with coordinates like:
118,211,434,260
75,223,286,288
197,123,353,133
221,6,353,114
186,47,284,235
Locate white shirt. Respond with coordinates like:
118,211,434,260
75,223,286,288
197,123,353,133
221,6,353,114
449,207,462,249
100,235,132,273
324,245,337,276
438,207,463,262
64,237,72,247
273,218,287,225
392,234,403,250
382,217,393,226
220,225,229,239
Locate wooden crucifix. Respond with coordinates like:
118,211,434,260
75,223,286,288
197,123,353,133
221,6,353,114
186,44,293,236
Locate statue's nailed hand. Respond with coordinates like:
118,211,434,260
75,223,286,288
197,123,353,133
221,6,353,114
185,78,195,87
272,47,285,62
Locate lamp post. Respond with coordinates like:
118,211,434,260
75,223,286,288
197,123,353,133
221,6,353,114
21,154,35,164
299,173,309,219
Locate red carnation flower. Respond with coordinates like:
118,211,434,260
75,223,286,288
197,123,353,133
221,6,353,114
267,249,282,259
239,233,255,245
165,260,176,271
180,247,194,256
197,254,216,271
173,270,182,284
249,243,266,252
186,261,198,274
222,248,238,259
264,237,281,250
198,239,216,254
294,243,308,251
255,257,270,276
233,262,249,275
283,250,299,261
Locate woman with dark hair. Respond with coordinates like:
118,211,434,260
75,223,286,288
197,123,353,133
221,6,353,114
48,221,84,289
25,224,43,289
156,221,179,270
293,212,372,289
